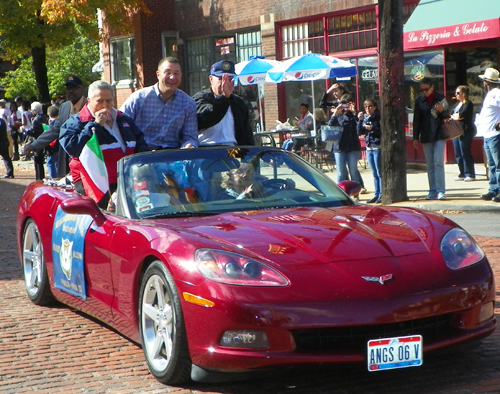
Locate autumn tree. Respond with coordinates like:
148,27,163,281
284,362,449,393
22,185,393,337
0,0,148,103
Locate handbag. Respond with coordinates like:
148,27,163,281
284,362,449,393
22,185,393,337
440,119,464,140
320,125,343,142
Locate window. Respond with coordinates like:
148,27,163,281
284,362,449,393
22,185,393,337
186,38,212,95
236,31,262,62
327,11,377,53
282,22,324,59
162,32,178,59
111,36,136,83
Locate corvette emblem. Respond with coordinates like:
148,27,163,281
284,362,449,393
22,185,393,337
362,274,393,285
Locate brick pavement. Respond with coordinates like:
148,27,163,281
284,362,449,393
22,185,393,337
1,166,499,393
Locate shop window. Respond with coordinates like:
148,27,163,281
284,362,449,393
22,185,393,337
111,36,136,83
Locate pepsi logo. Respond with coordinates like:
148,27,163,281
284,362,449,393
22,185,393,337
247,76,255,84
295,72,303,79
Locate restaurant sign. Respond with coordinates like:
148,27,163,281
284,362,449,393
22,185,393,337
404,18,500,49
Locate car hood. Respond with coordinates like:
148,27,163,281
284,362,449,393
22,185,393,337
167,205,448,265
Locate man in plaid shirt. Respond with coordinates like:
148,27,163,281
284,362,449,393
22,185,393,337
120,57,199,150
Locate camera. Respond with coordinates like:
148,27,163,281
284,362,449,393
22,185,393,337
341,104,349,109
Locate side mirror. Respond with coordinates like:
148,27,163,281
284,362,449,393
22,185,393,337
337,180,362,197
60,196,107,226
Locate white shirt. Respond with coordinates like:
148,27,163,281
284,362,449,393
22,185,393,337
198,106,237,146
476,87,500,139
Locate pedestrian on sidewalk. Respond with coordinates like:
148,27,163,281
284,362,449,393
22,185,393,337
476,68,500,202
451,85,476,182
412,78,449,200
358,98,382,203
329,94,361,199
23,102,47,180
0,117,14,179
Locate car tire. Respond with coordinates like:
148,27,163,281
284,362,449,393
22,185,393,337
22,219,54,305
139,261,192,385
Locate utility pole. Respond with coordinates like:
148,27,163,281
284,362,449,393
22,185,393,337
379,0,408,203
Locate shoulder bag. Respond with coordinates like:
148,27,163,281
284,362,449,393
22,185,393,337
320,125,343,142
440,118,463,140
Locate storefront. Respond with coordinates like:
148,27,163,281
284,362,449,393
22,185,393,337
403,0,500,163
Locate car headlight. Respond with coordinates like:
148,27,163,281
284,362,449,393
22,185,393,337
195,249,289,286
441,228,485,270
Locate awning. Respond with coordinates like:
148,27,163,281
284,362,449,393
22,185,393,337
404,0,500,50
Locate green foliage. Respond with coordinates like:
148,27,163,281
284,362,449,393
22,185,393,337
1,37,100,100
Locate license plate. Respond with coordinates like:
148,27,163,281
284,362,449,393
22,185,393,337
367,335,422,371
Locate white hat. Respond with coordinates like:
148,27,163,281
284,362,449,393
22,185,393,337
479,67,500,83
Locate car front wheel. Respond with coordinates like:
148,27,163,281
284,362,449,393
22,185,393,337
139,261,191,384
22,219,54,305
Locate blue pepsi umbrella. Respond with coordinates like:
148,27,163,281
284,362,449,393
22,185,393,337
235,56,281,131
266,53,357,132
266,53,357,83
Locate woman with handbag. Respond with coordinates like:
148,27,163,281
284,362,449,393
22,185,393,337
451,85,476,182
412,78,449,200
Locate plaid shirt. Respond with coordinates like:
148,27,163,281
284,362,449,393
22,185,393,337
120,84,199,149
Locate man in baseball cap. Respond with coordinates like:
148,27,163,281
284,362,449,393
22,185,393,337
210,60,237,78
193,60,254,146
65,75,84,87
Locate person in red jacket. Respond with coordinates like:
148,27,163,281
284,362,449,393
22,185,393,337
60,80,149,208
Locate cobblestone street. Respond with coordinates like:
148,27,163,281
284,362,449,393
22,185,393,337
1,171,499,394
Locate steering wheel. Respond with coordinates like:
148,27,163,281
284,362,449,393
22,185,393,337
263,178,289,191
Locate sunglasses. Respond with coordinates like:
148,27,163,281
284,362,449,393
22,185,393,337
420,87,432,93
455,91,462,95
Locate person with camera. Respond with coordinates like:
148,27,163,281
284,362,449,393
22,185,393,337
476,68,500,202
328,94,361,197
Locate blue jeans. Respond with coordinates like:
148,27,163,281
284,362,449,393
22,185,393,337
367,148,382,198
453,133,475,178
422,140,446,195
334,151,360,183
484,133,500,194
46,151,58,179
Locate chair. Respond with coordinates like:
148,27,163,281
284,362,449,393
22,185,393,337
311,141,335,172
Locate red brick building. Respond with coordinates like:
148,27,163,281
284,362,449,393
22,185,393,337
101,0,500,161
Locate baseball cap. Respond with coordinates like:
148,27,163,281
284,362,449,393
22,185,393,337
210,60,236,77
65,75,83,87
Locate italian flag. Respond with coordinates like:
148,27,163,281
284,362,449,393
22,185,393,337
79,133,109,203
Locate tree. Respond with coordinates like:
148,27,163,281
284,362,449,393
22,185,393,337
0,0,148,102
1,36,100,100
379,0,408,203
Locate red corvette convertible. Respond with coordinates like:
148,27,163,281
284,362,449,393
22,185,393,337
17,146,496,385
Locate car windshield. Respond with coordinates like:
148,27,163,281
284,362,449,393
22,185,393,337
119,147,353,219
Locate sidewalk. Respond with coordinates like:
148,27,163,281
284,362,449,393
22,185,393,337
7,156,500,212
353,162,499,212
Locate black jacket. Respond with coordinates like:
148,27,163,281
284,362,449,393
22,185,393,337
357,109,381,148
329,111,361,153
413,92,448,144
452,100,476,138
193,88,254,145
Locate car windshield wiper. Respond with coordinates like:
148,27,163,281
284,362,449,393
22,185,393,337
140,211,219,219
